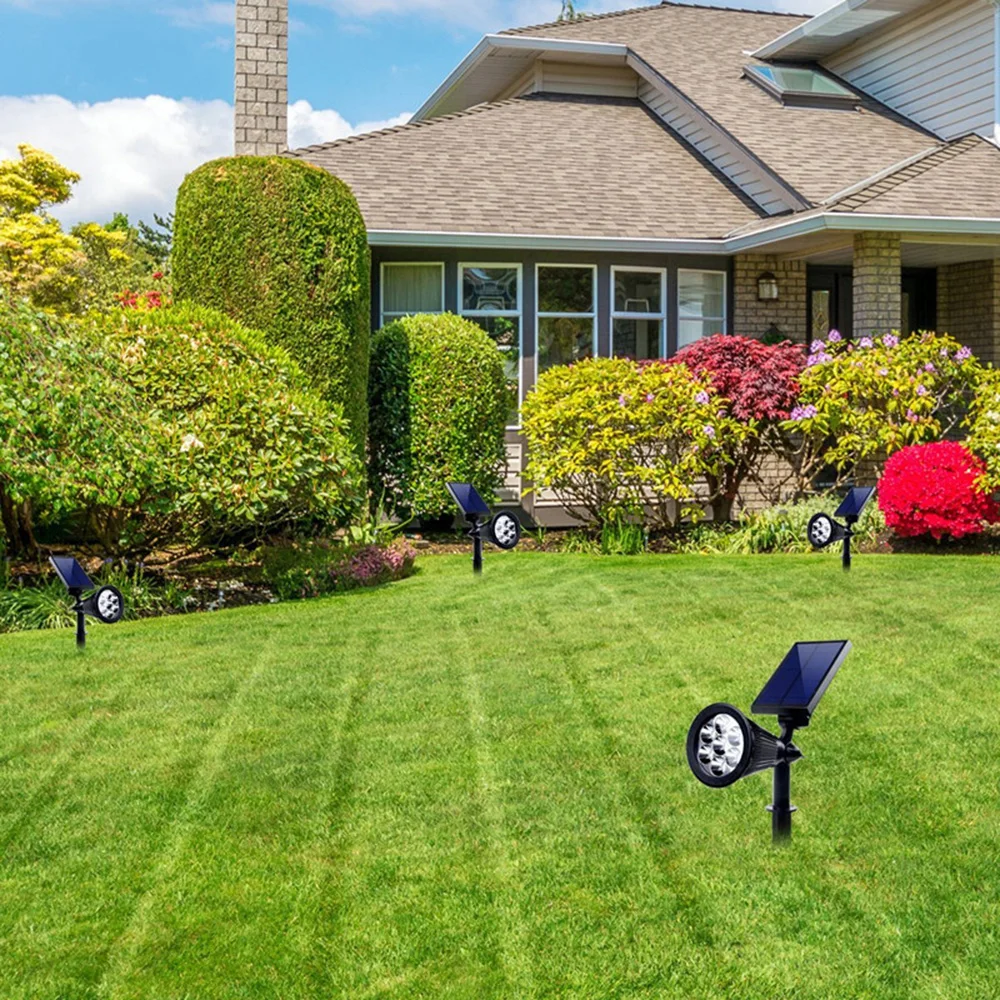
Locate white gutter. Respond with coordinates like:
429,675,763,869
369,214,1000,256
413,35,629,121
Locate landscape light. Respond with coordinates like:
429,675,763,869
49,556,124,649
446,482,522,574
687,640,852,843
806,486,876,571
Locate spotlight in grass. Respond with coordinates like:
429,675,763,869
807,487,876,571
446,483,522,575
50,556,124,649
687,640,852,844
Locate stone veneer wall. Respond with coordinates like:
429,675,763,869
853,232,901,336
938,260,1000,364
235,0,288,156
733,254,808,341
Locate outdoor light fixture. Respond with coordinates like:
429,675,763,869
807,486,876,571
49,556,124,649
687,640,852,844
757,271,780,301
446,482,522,575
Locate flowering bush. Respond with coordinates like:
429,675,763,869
781,331,981,497
521,357,748,527
964,367,1000,493
878,441,998,540
667,335,805,519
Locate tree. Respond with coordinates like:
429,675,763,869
558,0,581,20
137,213,173,268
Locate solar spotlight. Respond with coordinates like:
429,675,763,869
807,486,875,571
50,556,125,648
446,482,522,575
686,640,852,844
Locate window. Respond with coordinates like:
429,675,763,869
460,264,522,426
678,269,727,349
611,267,666,361
537,265,597,373
745,64,857,108
380,262,444,324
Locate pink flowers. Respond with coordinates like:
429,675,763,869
806,352,833,367
859,337,874,349
810,339,826,354
703,425,716,439
916,384,928,397
789,404,818,421
956,346,973,362
882,334,899,348
645,392,655,404
827,329,842,343
618,394,628,408
695,390,710,405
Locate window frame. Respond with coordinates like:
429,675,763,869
535,263,598,374
744,63,858,109
677,267,728,350
610,265,667,361
379,261,446,326
458,262,524,429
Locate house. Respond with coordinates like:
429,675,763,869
234,0,1000,522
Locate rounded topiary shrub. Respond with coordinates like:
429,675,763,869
172,157,370,458
83,302,363,547
878,441,998,541
369,313,509,520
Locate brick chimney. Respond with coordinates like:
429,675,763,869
234,0,288,155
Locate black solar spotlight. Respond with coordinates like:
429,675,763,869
49,556,125,649
807,486,876,571
446,483,522,575
686,640,852,844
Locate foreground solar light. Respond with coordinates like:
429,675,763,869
687,640,852,843
50,556,125,648
446,483,522,575
807,486,876,571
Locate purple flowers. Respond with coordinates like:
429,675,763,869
618,394,628,408
703,425,716,439
810,339,825,355
789,404,818,421
695,390,710,405
956,346,973,362
882,334,900,348
916,384,928,397
878,368,889,377
859,337,874,349
645,392,655,404
906,409,918,423
806,352,833,367
827,329,842,343
923,363,936,374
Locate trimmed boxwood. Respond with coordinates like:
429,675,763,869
172,156,370,457
369,313,509,520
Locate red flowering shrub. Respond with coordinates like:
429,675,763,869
663,335,806,519
878,441,998,540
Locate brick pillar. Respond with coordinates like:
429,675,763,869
235,0,288,156
733,253,808,341
852,232,901,337
938,260,1000,364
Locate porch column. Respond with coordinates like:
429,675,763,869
852,232,901,337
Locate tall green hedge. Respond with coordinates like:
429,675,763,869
172,156,370,457
369,313,509,520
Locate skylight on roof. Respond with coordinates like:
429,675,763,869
745,63,858,108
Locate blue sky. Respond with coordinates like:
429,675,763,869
0,0,828,224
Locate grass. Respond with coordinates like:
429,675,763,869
1,553,998,999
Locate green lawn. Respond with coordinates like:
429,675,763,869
1,553,998,999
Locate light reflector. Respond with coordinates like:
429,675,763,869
686,703,783,788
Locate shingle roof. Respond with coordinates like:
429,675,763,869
827,136,1000,217
289,94,763,239
504,1,937,203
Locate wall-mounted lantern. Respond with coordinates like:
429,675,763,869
757,271,780,301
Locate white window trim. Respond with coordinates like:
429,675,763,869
677,267,728,350
535,263,598,374
610,266,667,360
379,261,446,327
459,262,524,429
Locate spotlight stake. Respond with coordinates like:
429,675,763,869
49,556,125,649
446,483,522,576
687,641,852,845
807,487,876,572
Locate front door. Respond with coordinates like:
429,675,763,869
807,266,938,339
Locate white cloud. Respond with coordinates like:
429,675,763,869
0,95,412,225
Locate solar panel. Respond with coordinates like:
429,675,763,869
446,483,491,517
751,641,852,717
835,487,876,519
49,556,94,592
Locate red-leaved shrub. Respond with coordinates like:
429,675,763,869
878,441,998,540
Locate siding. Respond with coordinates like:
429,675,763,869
825,0,996,141
502,60,639,99
638,79,795,216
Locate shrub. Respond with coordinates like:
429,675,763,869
369,313,509,519
521,357,748,528
783,332,981,497
668,335,805,520
173,157,370,457
82,303,363,549
964,367,1000,492
878,441,997,540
